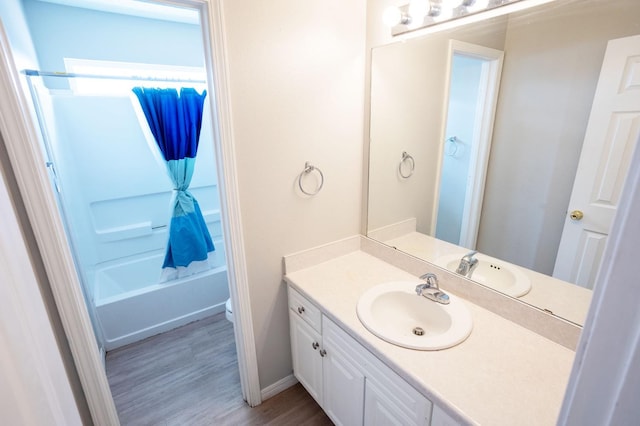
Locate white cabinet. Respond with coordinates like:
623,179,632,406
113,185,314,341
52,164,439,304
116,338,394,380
288,286,433,426
289,310,323,404
289,286,324,405
363,357,432,426
322,314,366,425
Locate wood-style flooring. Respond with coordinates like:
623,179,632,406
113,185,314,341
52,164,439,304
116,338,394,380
105,312,332,425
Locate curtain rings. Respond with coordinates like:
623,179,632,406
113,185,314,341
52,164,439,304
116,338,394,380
399,151,415,179
298,161,324,196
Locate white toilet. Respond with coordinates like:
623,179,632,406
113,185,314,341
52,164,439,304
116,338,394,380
225,298,234,323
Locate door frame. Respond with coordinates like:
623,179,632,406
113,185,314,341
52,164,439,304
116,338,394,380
432,40,503,248
0,0,261,423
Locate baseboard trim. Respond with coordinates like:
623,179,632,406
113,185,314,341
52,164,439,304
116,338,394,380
260,374,299,401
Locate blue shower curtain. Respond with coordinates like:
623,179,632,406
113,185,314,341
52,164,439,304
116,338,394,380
132,87,214,278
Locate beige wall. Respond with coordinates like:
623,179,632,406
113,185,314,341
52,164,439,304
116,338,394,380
222,0,367,388
478,0,640,274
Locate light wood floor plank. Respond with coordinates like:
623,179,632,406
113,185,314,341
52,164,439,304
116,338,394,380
105,312,332,425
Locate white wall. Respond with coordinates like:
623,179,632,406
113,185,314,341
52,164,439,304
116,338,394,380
222,0,367,388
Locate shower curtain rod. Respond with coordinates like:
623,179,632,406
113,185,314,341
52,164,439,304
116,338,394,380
21,69,207,84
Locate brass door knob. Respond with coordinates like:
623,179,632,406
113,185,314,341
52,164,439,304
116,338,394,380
570,210,584,221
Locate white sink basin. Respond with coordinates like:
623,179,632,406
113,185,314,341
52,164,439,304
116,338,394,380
356,281,472,350
434,253,531,298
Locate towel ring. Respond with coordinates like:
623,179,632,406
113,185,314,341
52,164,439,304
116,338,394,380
399,151,415,179
298,162,324,196
446,136,460,157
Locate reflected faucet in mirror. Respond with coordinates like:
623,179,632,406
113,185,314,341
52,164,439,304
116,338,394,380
455,250,478,278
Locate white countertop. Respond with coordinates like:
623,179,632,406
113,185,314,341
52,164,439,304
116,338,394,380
285,250,575,426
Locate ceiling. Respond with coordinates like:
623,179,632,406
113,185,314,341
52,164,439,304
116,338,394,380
34,0,199,24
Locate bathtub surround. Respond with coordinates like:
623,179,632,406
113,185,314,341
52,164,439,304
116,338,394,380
15,0,230,357
21,77,228,351
132,86,215,281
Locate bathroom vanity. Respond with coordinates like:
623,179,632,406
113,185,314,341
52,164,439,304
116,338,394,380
284,236,576,425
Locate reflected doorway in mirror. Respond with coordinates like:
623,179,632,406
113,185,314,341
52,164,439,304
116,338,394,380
433,40,503,249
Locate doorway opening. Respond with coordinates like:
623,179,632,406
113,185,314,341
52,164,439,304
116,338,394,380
1,0,259,422
434,40,504,249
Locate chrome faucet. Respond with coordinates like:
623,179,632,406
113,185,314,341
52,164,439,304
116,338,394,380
456,250,479,278
415,273,450,305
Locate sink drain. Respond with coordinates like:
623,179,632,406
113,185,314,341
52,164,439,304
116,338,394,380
413,327,424,336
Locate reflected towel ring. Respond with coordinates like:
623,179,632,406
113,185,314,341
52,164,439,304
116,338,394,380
399,151,415,179
298,161,324,196
446,136,460,157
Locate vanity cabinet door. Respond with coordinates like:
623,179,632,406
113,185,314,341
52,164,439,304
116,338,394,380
289,310,323,405
363,348,432,426
322,317,366,426
365,380,414,425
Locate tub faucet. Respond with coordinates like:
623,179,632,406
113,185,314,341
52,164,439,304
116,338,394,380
456,250,479,278
415,273,450,305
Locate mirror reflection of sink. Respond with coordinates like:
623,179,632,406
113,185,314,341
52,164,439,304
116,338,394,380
356,281,472,350
434,253,531,298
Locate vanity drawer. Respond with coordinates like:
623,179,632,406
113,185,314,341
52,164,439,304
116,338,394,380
288,287,322,333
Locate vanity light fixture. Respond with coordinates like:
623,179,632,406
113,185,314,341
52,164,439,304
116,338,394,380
384,0,555,36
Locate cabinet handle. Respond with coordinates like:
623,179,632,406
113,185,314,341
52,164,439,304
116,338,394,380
312,342,319,350
297,306,305,314
319,349,327,357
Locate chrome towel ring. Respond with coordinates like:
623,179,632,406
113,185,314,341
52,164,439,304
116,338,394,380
298,161,324,196
446,136,460,157
399,151,415,179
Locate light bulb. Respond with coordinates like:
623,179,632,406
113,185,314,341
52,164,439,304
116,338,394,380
433,5,454,21
465,0,490,12
408,0,430,20
443,0,465,8
383,6,403,26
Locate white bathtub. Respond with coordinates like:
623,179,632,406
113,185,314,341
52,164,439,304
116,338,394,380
93,250,229,350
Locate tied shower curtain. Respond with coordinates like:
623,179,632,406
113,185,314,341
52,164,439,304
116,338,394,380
133,87,214,281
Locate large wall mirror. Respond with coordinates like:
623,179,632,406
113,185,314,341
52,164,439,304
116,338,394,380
367,0,640,326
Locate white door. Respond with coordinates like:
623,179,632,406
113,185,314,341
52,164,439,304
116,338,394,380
554,34,640,289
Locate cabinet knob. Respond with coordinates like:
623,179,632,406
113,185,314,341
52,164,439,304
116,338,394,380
297,306,305,314
312,342,319,350
319,349,327,357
